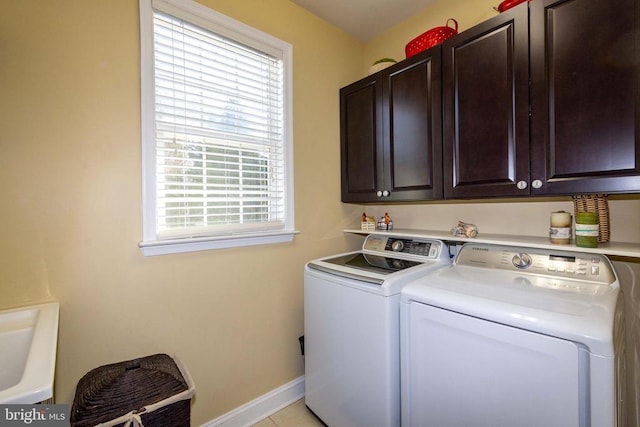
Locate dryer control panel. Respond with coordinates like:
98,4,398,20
456,243,616,285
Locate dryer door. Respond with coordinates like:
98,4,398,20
401,302,582,427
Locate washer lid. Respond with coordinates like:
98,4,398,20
323,252,423,274
402,243,620,356
306,237,451,295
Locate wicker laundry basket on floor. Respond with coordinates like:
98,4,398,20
70,353,195,427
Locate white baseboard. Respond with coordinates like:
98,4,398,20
202,376,305,427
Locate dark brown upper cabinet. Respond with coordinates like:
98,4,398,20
341,0,640,203
529,0,640,195
340,46,443,203
443,3,530,198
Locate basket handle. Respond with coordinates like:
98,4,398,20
446,18,458,32
125,361,141,370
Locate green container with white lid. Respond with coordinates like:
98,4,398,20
575,212,599,248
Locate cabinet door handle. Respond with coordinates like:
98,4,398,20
376,190,383,197
382,190,390,197
531,179,543,189
516,180,528,190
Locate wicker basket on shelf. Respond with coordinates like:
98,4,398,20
572,194,610,243
361,221,376,231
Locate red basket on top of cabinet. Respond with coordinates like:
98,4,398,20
496,0,529,13
405,18,458,58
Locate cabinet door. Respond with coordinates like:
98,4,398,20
340,76,384,203
384,48,443,201
530,0,640,195
340,48,443,203
443,3,530,198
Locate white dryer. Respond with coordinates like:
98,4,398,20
400,243,626,427
304,234,451,427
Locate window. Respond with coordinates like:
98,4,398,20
139,0,295,256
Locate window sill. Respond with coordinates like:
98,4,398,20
139,230,299,256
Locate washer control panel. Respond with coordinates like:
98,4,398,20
362,235,443,260
457,243,616,285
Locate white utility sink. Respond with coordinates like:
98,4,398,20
0,302,59,404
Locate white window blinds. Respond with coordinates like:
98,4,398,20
153,10,286,239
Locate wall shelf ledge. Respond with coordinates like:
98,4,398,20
344,228,640,259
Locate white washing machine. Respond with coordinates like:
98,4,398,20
304,234,451,427
400,243,626,427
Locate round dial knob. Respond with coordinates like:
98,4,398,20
512,253,532,269
391,240,404,252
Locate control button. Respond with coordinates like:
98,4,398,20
591,258,601,264
576,269,587,275
591,265,600,276
391,240,404,252
512,253,532,269
548,264,556,272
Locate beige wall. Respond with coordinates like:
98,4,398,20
2,0,639,425
352,196,640,243
1,0,364,423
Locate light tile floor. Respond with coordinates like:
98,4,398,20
252,399,325,427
